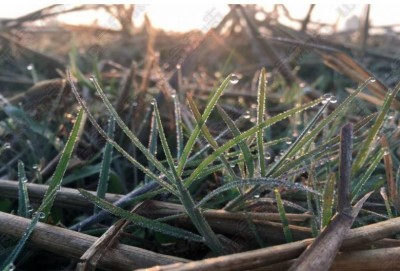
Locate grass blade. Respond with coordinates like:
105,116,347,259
144,110,158,184
79,189,203,242
352,82,400,175
256,68,267,176
95,116,115,214
0,212,41,271
172,90,183,159
89,74,174,182
41,108,85,218
351,149,384,202
153,100,224,255
275,189,293,242
188,98,236,179
276,78,374,167
216,105,255,177
321,173,336,228
187,97,323,187
177,74,232,176
67,70,177,195
17,160,30,218
195,177,319,208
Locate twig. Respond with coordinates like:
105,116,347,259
0,212,187,271
139,198,400,271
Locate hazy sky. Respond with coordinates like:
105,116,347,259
0,4,398,32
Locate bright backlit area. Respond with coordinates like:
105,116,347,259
1,4,399,32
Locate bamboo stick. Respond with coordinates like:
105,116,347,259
0,212,187,271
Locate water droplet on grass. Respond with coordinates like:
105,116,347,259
26,64,33,71
230,74,239,84
369,77,376,82
3,143,11,149
329,96,338,103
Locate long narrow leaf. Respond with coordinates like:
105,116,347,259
95,116,115,214
90,75,174,182
187,97,323,186
275,189,293,242
321,173,336,228
177,75,232,176
195,177,319,208
257,68,267,175
67,70,177,195
79,189,203,242
41,108,85,217
216,105,255,177
153,100,224,254
1,212,41,271
188,98,236,178
352,82,400,174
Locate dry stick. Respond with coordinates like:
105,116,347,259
0,212,187,271
288,123,355,271
300,4,315,32
253,247,400,271
139,214,400,271
76,202,145,271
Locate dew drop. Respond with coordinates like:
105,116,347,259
369,77,376,83
329,96,338,104
230,74,239,84
8,263,15,271
21,177,28,183
254,194,260,199
89,75,95,82
176,64,181,70
150,99,156,105
243,111,251,119
171,90,177,98
384,149,390,155
265,152,271,160
3,142,11,149
286,139,293,145
26,64,34,71
33,212,46,219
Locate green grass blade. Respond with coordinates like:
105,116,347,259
79,189,203,242
177,74,232,176
67,70,177,195
351,149,384,202
275,78,373,167
153,100,224,254
187,97,323,186
144,110,158,184
195,177,319,208
89,74,173,182
352,82,400,175
321,173,336,228
188,98,236,178
257,68,267,176
41,108,85,218
17,160,30,218
0,212,41,271
268,102,329,176
172,90,183,159
272,113,377,178
216,105,255,177
95,116,115,214
380,187,394,219
274,189,293,242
